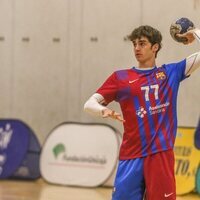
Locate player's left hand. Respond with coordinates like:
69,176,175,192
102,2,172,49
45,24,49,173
102,108,125,123
176,29,196,45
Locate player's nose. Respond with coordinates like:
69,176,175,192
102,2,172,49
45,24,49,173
134,44,141,51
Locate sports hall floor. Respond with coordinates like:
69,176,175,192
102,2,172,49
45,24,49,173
0,179,199,200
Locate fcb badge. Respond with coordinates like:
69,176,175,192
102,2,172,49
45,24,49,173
156,71,166,80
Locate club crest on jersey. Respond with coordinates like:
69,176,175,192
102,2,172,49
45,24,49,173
156,71,166,80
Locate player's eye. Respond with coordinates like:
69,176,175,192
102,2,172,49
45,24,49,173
140,42,146,47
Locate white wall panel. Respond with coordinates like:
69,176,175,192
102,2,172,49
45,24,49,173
12,0,69,141
66,0,83,121
0,0,13,117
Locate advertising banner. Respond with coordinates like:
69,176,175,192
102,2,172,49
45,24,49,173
0,119,40,180
11,129,41,180
175,127,200,195
40,122,120,187
194,118,200,194
0,120,30,178
103,130,122,187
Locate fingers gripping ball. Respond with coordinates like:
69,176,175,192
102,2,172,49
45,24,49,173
170,17,195,43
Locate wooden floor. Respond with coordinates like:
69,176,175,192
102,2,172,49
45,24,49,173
0,179,199,200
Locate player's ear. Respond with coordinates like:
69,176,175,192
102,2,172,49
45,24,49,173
152,43,159,53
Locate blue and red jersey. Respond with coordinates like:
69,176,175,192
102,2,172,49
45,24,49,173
96,59,188,160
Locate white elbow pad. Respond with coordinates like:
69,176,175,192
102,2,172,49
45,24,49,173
84,93,106,117
185,29,200,75
193,29,200,42
186,51,200,75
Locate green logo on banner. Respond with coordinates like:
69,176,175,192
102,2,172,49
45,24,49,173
53,143,65,159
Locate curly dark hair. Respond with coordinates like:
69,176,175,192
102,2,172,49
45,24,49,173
128,25,162,57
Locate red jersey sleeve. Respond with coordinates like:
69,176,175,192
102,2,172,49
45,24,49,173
96,72,118,105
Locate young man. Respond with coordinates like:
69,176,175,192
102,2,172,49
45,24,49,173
84,25,200,200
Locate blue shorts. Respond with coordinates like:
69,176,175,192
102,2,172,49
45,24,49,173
112,150,175,200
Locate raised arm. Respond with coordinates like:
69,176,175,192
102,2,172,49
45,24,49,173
178,29,200,76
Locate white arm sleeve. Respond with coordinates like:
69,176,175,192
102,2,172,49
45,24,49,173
185,29,200,76
84,93,107,117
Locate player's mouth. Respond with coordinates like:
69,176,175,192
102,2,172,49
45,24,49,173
135,53,142,58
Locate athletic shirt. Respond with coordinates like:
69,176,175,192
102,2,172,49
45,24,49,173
96,59,188,160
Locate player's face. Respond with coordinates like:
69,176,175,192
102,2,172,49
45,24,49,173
132,37,157,63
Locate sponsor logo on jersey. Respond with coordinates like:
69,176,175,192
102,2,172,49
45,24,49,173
136,107,147,118
149,102,170,115
136,103,170,117
129,79,139,84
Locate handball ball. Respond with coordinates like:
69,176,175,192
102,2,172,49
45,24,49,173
170,17,195,43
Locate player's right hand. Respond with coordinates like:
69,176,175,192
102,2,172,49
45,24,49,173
176,29,196,45
102,108,125,123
